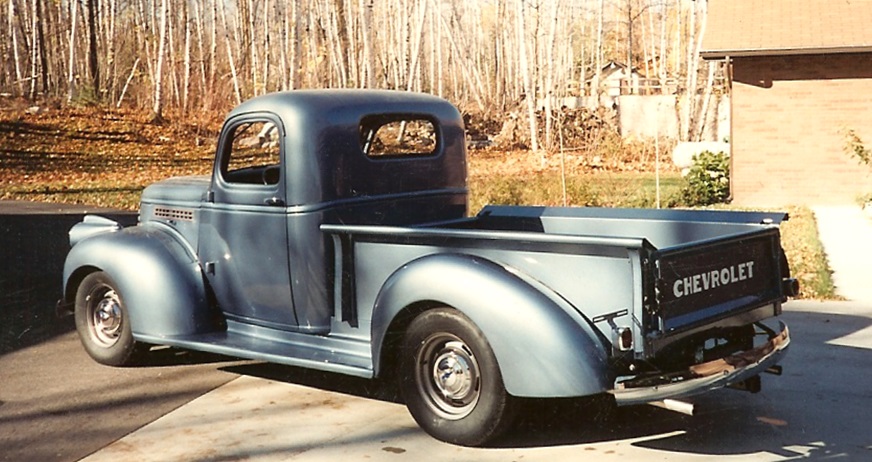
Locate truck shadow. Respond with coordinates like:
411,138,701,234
220,361,404,404
137,346,244,368
223,307,872,459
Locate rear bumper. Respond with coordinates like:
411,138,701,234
611,322,789,405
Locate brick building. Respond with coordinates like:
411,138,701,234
701,0,872,206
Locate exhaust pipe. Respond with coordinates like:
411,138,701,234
649,399,695,416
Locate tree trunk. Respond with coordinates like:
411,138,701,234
86,0,99,100
28,0,39,99
434,0,443,97
659,0,667,84
183,0,191,112
168,0,180,108
9,0,25,96
247,0,258,94
263,0,271,93
343,0,357,87
151,0,168,122
192,0,207,107
116,57,139,107
543,0,560,150
405,0,427,91
66,0,78,102
289,0,301,89
594,0,604,99
695,61,716,141
208,0,217,100
219,0,241,104
680,0,695,140
691,1,710,141
104,0,117,102
33,0,48,97
360,0,373,88
328,0,348,87
516,0,538,153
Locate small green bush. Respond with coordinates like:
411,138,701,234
679,150,730,206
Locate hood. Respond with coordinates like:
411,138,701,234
141,176,211,205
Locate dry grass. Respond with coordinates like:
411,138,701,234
778,207,839,299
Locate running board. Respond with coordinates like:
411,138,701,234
135,321,374,378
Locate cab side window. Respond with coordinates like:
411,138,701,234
222,120,281,185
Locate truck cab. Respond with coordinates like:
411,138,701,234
137,90,468,332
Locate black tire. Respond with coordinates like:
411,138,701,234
399,308,517,446
75,271,148,366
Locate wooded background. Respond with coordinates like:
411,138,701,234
0,0,721,147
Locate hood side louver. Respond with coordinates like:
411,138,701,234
154,207,195,222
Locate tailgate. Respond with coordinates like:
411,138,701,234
653,228,784,333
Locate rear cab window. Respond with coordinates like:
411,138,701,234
359,116,439,159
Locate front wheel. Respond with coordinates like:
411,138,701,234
399,308,517,446
75,271,147,366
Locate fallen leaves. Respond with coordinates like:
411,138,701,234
0,107,217,210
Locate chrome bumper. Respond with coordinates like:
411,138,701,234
611,322,790,406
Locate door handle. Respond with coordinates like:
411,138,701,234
264,197,285,206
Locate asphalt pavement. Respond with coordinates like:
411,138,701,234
3,201,872,461
0,201,239,462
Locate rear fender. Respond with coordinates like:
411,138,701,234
62,221,214,338
371,253,610,398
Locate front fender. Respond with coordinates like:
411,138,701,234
371,253,610,398
62,222,214,338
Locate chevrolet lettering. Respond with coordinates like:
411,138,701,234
673,261,756,298
58,90,798,447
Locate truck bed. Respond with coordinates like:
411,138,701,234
454,205,787,250
323,205,789,359
456,206,789,335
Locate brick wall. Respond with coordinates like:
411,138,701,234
731,52,872,206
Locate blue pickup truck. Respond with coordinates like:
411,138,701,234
60,90,796,446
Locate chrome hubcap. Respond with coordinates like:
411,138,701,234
89,288,123,347
418,336,481,420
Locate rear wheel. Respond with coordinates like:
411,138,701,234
399,308,517,446
75,272,147,366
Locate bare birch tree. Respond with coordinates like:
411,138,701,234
219,0,242,104
0,0,722,156
151,0,168,121
66,0,78,102
516,0,539,153
359,0,373,88
8,0,26,96
543,0,560,150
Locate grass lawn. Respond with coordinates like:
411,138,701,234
469,170,686,212
0,107,836,299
